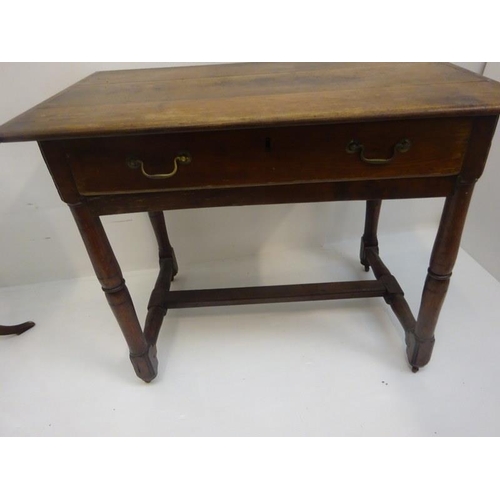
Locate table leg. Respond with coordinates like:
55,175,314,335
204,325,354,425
0,321,35,336
360,200,382,271
144,211,177,346
148,211,178,278
407,182,474,371
70,203,157,382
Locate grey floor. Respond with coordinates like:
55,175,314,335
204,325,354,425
1,229,499,436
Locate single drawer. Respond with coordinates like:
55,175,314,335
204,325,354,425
67,118,472,196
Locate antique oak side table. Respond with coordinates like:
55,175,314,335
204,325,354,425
1,63,500,382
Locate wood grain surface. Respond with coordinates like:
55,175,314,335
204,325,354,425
1,63,500,142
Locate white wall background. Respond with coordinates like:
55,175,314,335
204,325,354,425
0,62,495,287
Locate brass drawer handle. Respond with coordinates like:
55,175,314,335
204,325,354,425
127,152,192,179
346,139,411,165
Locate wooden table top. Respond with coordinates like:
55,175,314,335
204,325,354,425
2,62,500,143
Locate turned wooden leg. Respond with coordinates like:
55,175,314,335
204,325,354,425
0,321,35,336
70,203,157,382
360,200,382,272
406,183,475,372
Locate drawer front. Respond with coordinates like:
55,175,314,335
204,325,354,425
67,118,472,195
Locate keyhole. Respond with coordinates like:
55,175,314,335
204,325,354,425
265,137,272,152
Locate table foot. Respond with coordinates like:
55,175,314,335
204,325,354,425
0,321,35,336
130,344,158,383
405,329,435,369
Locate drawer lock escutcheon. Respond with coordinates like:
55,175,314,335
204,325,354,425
346,139,411,165
126,152,192,179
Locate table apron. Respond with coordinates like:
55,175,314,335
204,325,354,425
84,176,458,216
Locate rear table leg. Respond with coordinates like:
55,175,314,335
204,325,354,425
144,212,178,346
148,211,178,279
360,200,382,272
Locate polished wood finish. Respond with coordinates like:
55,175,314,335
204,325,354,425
163,280,388,309
144,211,177,346
364,247,417,340
406,115,498,370
1,63,500,142
0,322,35,336
2,63,500,382
148,211,178,277
144,258,173,347
66,118,470,195
407,182,475,370
70,202,157,382
85,176,458,216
